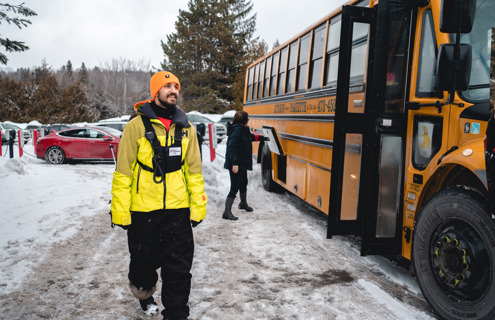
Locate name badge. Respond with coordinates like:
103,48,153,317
169,147,181,157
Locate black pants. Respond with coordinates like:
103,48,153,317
228,169,248,198
127,208,194,320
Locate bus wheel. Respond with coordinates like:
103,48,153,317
412,188,495,320
260,142,277,192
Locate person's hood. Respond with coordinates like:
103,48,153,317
227,122,249,136
134,100,190,128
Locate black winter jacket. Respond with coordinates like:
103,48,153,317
224,123,255,171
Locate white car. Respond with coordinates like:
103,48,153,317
92,121,128,132
218,110,236,126
187,113,226,143
0,122,30,144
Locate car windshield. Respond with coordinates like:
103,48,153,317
459,0,494,101
188,114,213,123
2,123,21,130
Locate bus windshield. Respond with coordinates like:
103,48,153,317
459,0,494,102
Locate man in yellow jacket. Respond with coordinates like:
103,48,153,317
111,71,207,320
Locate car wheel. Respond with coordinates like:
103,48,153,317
45,146,66,164
412,188,495,320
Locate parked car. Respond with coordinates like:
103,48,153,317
25,123,43,139
41,124,74,135
187,113,226,143
218,110,236,126
92,121,128,132
35,126,121,164
0,122,30,144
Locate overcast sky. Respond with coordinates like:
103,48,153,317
1,0,347,71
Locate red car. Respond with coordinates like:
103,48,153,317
36,126,121,164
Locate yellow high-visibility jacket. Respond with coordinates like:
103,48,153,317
110,101,207,226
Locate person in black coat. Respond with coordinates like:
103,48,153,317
222,110,264,220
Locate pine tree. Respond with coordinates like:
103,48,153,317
161,0,256,113
61,60,74,86
34,59,51,84
79,62,88,85
0,77,32,121
0,3,37,65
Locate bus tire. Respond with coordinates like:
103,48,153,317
412,188,495,320
260,142,278,192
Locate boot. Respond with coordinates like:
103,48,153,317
238,192,253,212
139,296,159,316
222,197,238,220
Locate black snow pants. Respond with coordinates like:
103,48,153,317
127,208,194,320
227,169,248,198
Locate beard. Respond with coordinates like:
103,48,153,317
158,98,176,109
157,93,177,109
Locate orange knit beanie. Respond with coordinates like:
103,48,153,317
150,71,180,99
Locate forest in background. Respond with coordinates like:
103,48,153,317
0,0,271,124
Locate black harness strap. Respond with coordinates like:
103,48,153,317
138,116,185,184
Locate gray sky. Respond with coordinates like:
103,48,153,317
1,0,347,71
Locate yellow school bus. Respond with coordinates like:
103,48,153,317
244,0,495,319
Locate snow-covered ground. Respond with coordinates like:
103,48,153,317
0,142,438,319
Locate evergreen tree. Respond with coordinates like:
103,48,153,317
33,59,51,84
161,0,256,113
58,81,99,123
61,60,74,86
0,76,31,121
79,62,88,85
0,3,37,65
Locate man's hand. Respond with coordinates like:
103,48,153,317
191,220,202,228
232,165,239,173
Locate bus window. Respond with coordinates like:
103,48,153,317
350,23,369,85
412,116,442,170
286,41,299,93
327,19,341,51
258,60,265,99
270,52,279,96
416,10,437,97
325,19,341,86
297,33,311,91
264,56,272,97
309,23,327,89
247,67,254,101
253,63,259,100
376,135,402,238
341,133,362,220
460,0,494,101
384,4,411,113
277,47,288,95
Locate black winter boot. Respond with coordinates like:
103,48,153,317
238,192,253,212
222,197,238,220
139,296,159,316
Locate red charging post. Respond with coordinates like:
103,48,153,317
17,130,23,157
33,130,38,154
208,123,216,162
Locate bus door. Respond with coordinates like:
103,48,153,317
328,0,413,256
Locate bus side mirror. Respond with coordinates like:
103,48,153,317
436,43,472,91
440,0,476,33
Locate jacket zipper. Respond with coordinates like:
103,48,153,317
163,125,169,209
136,166,141,194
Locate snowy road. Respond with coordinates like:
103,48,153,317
0,144,438,319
